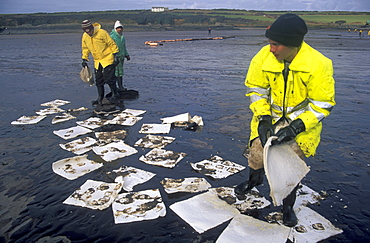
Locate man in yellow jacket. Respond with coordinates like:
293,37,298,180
81,20,119,105
234,14,336,227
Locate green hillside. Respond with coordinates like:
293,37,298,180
0,9,369,34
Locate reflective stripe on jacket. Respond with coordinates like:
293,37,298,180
245,42,336,157
81,23,119,69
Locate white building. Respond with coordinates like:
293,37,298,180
151,7,169,12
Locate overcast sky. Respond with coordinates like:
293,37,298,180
1,0,369,14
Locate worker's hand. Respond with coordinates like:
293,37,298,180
273,119,305,145
258,115,274,147
81,59,88,67
125,55,131,61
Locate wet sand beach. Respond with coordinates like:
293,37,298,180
0,29,369,242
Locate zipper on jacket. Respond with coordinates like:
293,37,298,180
282,61,290,120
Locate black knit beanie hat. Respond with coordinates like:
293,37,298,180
265,13,308,47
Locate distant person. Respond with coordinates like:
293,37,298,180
368,30,370,37
110,20,130,92
359,29,362,36
81,20,119,105
234,13,336,227
208,28,212,35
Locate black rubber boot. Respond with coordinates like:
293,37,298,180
117,76,125,91
108,84,119,103
92,86,104,105
234,168,264,200
282,185,299,227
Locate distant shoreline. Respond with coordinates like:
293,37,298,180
1,9,369,35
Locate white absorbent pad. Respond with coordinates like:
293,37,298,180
52,113,76,124
52,154,103,180
216,214,290,243
59,137,97,155
93,141,138,162
190,155,245,179
11,115,46,125
139,148,186,168
53,126,92,140
263,137,310,206
40,99,71,107
160,177,211,194
169,191,240,233
112,189,166,224
134,134,176,149
139,124,171,134
63,179,122,210
110,166,156,192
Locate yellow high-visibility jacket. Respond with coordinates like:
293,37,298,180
81,23,119,69
245,42,336,157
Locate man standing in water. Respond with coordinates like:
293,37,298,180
81,20,119,105
110,20,130,92
235,13,336,227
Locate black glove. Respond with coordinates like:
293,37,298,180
82,59,88,67
258,115,274,147
273,119,305,145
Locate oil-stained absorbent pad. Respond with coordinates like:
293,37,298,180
41,99,71,107
134,135,176,149
121,108,146,117
52,154,103,180
139,124,171,134
36,107,64,115
295,184,323,207
53,126,92,140
160,113,191,126
93,141,138,162
190,155,245,179
11,115,46,125
161,177,211,194
216,214,290,243
52,113,76,124
209,187,271,212
59,137,97,155
263,137,310,206
110,166,156,192
287,206,343,242
139,148,186,168
76,117,107,129
112,189,166,224
63,179,122,210
95,130,127,144
104,115,142,126
169,191,240,234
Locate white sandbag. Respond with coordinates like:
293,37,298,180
263,136,310,206
79,66,94,86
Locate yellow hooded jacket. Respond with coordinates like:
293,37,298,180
81,23,119,70
245,41,336,157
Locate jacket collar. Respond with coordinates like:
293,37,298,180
262,42,311,73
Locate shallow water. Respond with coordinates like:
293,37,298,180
0,29,369,242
